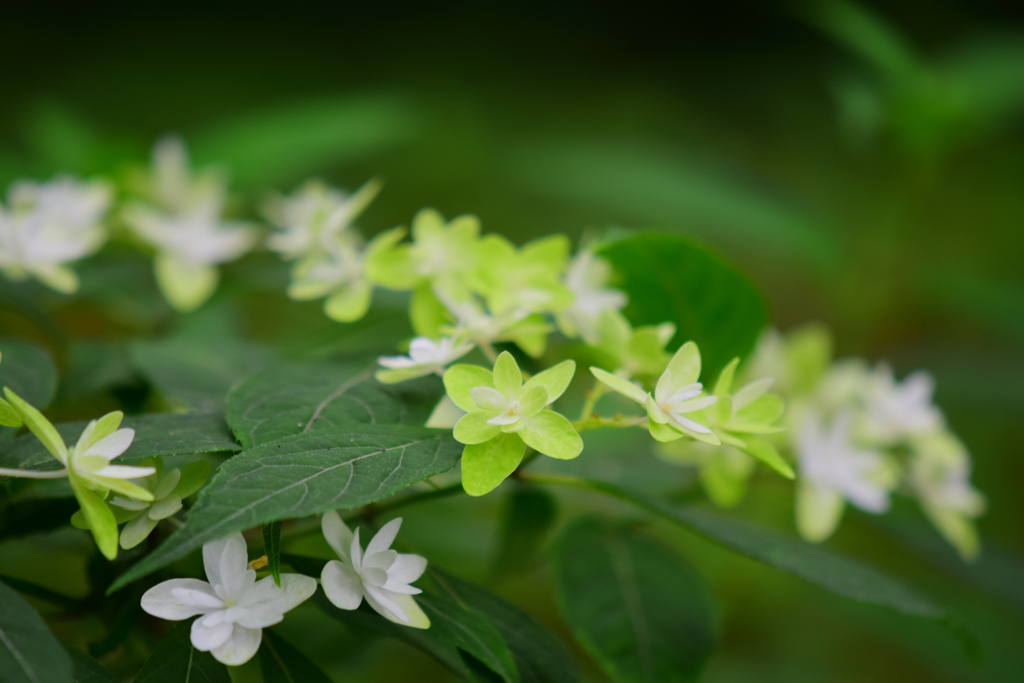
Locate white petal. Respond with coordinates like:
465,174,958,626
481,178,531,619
408,337,439,363
487,411,520,426
366,518,402,557
322,560,364,610
363,549,397,573
377,355,418,369
83,428,135,462
210,625,263,666
270,573,318,613
367,592,430,630
141,579,220,620
670,413,712,434
732,377,773,411
360,567,389,588
203,533,249,598
92,465,156,479
321,511,353,561
673,395,718,414
364,585,409,623
191,615,234,651
388,553,427,585
350,528,363,570
471,387,508,412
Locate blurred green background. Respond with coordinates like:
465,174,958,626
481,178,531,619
2,0,1023,681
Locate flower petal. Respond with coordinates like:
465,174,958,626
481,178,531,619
364,585,409,623
84,428,135,462
388,553,428,585
519,411,583,460
470,386,508,412
796,480,845,543
203,533,247,596
491,351,522,400
322,560,364,610
191,615,234,651
321,510,354,561
661,341,701,398
365,590,430,629
590,367,647,405
443,364,494,412
210,625,263,666
732,377,774,411
522,359,575,405
366,518,402,557
516,386,548,418
454,411,503,444
460,433,526,496
141,578,220,620
120,513,160,550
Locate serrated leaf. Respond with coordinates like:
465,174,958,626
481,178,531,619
0,339,58,410
227,360,441,449
110,426,461,591
263,521,282,588
134,622,231,683
0,412,240,476
68,648,120,683
0,578,74,683
259,630,333,683
599,233,769,381
552,518,716,683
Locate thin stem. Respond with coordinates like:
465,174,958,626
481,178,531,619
166,517,185,529
0,467,68,479
479,341,499,363
578,380,608,421
572,415,648,432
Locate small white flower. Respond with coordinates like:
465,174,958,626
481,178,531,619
557,250,626,344
648,378,718,435
864,364,942,442
376,336,473,384
0,176,111,293
141,533,317,666
265,179,380,260
320,512,430,629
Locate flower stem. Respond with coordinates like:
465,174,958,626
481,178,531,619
578,380,608,421
480,341,499,363
571,415,647,432
0,467,69,479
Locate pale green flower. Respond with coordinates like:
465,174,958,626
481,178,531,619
592,310,675,381
287,233,373,323
433,285,553,358
591,341,721,446
745,325,832,395
555,250,627,344
110,458,210,549
863,364,943,443
123,137,257,312
376,336,474,384
469,234,573,315
0,176,111,293
444,352,581,496
264,178,381,260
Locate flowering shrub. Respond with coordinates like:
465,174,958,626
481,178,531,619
0,138,984,681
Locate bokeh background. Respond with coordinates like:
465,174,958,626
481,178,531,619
2,0,1023,681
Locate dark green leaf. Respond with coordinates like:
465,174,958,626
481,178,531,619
0,578,74,683
226,361,441,449
599,233,769,379
135,622,231,683
0,412,240,476
263,521,283,588
259,630,333,683
0,339,58,410
552,518,716,683
491,487,558,581
110,426,461,591
68,647,119,683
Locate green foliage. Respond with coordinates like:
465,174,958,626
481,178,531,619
68,648,120,683
263,520,283,588
491,487,558,581
0,340,57,410
134,622,231,683
0,579,73,683
111,427,461,590
258,630,334,683
599,233,769,380
552,518,717,682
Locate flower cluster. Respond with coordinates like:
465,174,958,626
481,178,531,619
141,514,428,665
747,326,985,559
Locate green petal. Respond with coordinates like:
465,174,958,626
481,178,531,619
411,207,446,242
365,227,419,290
92,411,124,444
324,279,373,323
922,504,980,561
71,476,119,560
444,364,494,412
461,434,526,496
517,386,548,418
0,398,22,428
714,357,740,397
453,412,502,445
731,394,785,429
171,460,210,499
120,513,160,550
33,264,80,294
155,253,218,312
4,388,67,464
741,437,795,479
89,475,155,503
590,367,646,405
522,234,570,270
523,360,575,405
646,394,670,424
519,411,583,460
796,480,844,543
492,351,522,400
648,418,683,443
410,284,449,338
657,341,702,398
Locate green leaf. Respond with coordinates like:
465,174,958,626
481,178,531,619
226,360,440,449
599,233,769,381
589,367,647,405
110,426,461,591
492,487,558,582
0,339,58,410
263,521,283,588
134,622,231,683
68,648,120,683
70,476,119,560
0,578,74,683
0,412,239,476
462,433,527,497
552,518,717,682
530,475,949,620
259,630,333,683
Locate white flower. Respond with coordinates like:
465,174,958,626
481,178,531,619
265,179,381,259
0,176,111,293
286,236,373,323
141,533,317,666
864,364,942,442
320,512,430,629
556,250,626,344
376,336,473,384
123,137,258,311
795,411,895,542
647,378,718,435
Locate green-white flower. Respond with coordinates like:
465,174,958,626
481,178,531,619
444,352,581,496
265,178,381,260
469,234,573,315
591,341,721,446
287,234,373,323
376,336,474,384
110,458,209,549
555,250,627,344
592,310,676,381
